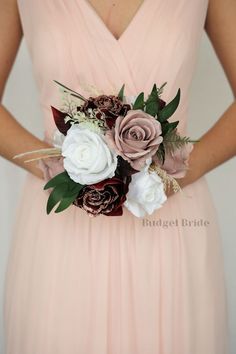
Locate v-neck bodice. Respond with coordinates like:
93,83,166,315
17,0,209,140
82,0,147,42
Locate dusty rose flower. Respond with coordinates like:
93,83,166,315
155,143,194,178
105,109,163,171
79,95,131,129
73,175,131,217
37,156,65,182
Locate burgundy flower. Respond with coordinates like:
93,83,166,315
116,156,139,177
73,175,131,217
51,106,71,135
79,95,131,129
80,95,122,113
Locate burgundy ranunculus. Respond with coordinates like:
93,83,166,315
73,175,131,217
82,95,123,113
79,95,131,129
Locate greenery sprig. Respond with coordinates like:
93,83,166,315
117,83,198,164
44,171,84,214
163,130,199,154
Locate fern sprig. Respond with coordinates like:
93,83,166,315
163,130,199,154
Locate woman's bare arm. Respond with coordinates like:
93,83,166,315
0,0,51,180
178,0,236,189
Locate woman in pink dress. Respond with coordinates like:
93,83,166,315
1,0,236,353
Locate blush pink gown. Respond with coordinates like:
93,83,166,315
3,0,229,353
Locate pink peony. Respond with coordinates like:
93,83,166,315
157,143,194,178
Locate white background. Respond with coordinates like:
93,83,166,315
0,32,235,353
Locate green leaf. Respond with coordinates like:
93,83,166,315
145,84,159,117
167,121,179,132
133,92,144,110
162,121,179,136
46,183,69,214
55,194,79,213
160,122,168,136
65,181,84,198
118,84,125,100
44,171,70,190
158,88,181,123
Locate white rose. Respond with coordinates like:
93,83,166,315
61,124,118,185
124,166,167,217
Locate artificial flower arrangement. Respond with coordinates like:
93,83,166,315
14,81,196,217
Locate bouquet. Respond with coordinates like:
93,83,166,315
14,81,197,217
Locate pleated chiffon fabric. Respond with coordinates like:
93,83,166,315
3,0,229,353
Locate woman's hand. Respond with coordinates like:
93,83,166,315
37,156,65,183
0,102,54,180
0,104,54,180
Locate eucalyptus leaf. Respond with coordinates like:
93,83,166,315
167,121,179,132
44,171,70,190
133,92,144,110
162,121,179,136
55,194,79,213
145,84,159,117
158,88,181,123
65,181,84,198
46,183,69,214
118,84,125,100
